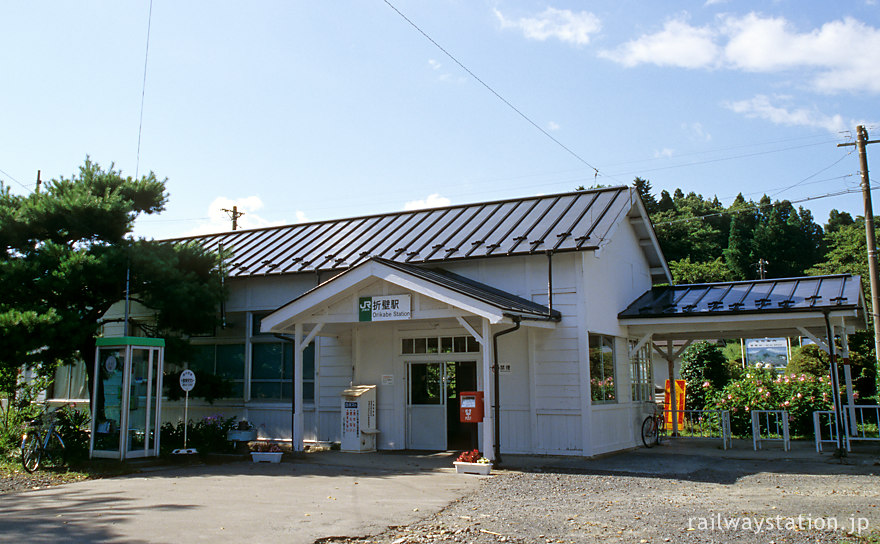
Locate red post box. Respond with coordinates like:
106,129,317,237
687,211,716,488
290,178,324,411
459,391,484,423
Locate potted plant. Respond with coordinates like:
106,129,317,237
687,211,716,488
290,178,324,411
250,442,283,463
453,449,492,475
227,419,258,442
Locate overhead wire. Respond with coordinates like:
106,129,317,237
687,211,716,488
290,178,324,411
0,167,33,193
381,0,610,182
135,0,154,179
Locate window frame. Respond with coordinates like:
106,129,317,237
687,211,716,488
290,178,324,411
629,340,653,403
588,333,617,404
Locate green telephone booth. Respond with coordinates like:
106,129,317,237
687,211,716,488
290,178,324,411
89,337,165,460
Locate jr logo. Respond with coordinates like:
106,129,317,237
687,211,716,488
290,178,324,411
359,299,372,311
358,297,373,322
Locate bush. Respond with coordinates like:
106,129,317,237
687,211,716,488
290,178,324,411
707,369,832,436
160,414,237,456
54,404,91,462
680,342,729,411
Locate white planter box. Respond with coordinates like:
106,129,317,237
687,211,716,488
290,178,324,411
250,452,282,463
227,429,257,442
453,461,492,475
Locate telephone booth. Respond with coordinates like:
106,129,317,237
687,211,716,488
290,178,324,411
89,337,165,460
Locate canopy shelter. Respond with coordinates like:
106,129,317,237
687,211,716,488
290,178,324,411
260,257,560,456
620,274,867,436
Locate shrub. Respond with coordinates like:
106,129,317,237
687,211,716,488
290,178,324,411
54,404,91,462
160,414,237,456
707,369,832,436
680,342,729,411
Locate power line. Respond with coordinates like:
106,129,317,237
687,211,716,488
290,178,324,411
652,186,875,228
0,167,33,193
135,0,154,179
381,0,606,179
770,149,854,199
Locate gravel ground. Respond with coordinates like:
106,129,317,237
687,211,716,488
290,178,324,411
0,464,89,495
322,466,879,544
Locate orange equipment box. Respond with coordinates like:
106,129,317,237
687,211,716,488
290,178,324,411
459,391,484,423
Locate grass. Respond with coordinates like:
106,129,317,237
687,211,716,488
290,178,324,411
1,449,138,486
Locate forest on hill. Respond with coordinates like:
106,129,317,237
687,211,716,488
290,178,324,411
631,178,868,285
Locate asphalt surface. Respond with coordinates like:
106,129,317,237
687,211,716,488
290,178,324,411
1,441,877,544
0,453,479,544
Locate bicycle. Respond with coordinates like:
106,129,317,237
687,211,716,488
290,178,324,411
641,404,665,448
21,407,67,473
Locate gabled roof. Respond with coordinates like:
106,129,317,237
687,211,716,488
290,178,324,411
169,187,670,283
620,274,864,318
261,257,559,334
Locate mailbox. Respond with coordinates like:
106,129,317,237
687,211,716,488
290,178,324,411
459,391,484,423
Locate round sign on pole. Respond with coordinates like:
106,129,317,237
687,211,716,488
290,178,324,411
179,369,196,392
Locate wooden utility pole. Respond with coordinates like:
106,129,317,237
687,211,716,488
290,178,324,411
839,125,880,377
221,205,244,230
35,170,42,193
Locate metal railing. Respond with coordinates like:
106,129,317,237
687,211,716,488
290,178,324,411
844,405,880,443
751,410,790,451
660,409,732,449
812,410,848,453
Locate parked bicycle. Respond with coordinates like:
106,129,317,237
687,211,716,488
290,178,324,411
641,404,665,448
21,406,67,473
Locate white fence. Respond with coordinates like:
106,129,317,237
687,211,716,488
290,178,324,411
812,410,846,452
845,405,880,444
751,410,790,451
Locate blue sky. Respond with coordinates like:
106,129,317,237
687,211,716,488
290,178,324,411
1,1,878,239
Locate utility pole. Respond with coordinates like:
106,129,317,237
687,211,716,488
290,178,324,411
839,125,880,383
221,205,244,231
36,170,42,193
756,258,768,280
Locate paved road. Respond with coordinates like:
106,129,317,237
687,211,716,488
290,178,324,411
0,456,480,544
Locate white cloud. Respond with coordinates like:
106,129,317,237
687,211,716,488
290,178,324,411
723,95,847,133
684,122,712,141
654,148,674,159
546,121,561,131
428,59,442,70
600,13,880,94
599,18,720,69
182,196,294,236
404,193,451,210
495,7,601,46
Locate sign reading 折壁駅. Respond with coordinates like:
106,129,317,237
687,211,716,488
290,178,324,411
359,295,411,321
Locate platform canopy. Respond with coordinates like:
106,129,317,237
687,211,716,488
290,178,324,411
619,274,866,342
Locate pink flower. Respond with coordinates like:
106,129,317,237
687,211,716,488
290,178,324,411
797,393,802,398
728,394,733,400
702,381,710,388
783,400,790,406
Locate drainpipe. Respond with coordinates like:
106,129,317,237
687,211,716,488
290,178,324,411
546,250,553,314
492,316,521,465
822,312,847,459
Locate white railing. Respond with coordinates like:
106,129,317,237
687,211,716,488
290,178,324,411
661,409,732,449
751,410,790,451
844,405,880,443
813,410,848,453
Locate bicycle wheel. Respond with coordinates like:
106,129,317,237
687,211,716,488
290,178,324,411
21,431,42,473
641,415,657,448
655,415,665,446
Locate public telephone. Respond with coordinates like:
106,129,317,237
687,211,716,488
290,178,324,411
459,391,484,423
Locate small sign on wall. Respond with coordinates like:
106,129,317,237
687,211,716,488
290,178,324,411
381,374,394,386
359,295,412,321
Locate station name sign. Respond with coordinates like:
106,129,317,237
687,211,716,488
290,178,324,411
359,294,411,321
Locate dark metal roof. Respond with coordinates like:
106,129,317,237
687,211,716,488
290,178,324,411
169,187,643,278
619,275,863,319
372,257,561,321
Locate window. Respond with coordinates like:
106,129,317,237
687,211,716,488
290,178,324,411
188,343,246,398
630,341,653,402
402,335,479,354
589,334,616,403
250,341,315,403
51,360,89,400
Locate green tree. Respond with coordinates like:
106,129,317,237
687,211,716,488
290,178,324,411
680,341,730,410
668,257,729,284
0,158,226,401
